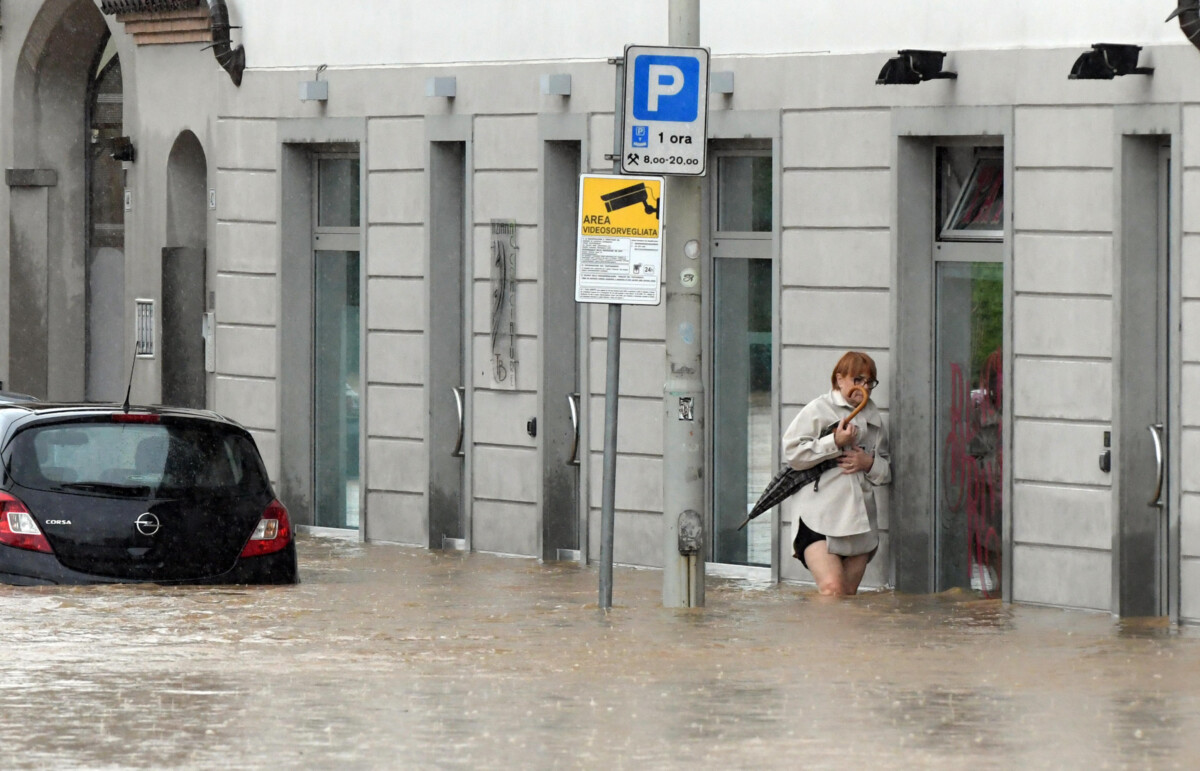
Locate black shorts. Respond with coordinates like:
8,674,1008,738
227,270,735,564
792,516,826,569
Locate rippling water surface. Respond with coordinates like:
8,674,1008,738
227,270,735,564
1,533,1198,769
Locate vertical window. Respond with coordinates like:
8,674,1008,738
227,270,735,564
933,145,1004,594
313,154,361,530
711,149,773,567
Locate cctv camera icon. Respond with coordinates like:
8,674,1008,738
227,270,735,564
601,182,658,220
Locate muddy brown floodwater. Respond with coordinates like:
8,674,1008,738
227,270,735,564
1,532,1198,769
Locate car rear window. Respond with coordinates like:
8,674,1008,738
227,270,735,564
5,420,271,497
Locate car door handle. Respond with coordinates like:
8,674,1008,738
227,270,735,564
567,393,581,466
452,386,465,458
1148,423,1164,508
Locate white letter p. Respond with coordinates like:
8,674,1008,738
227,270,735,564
647,65,684,112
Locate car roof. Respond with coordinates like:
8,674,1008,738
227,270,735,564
0,403,247,438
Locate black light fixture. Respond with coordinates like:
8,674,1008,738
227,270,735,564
876,49,957,85
1068,43,1154,80
110,136,136,163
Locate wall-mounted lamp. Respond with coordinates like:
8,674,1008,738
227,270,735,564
300,64,329,102
540,73,572,96
1068,43,1154,79
427,76,457,98
110,136,135,163
876,49,957,85
710,71,734,95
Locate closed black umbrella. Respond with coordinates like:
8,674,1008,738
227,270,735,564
736,386,868,531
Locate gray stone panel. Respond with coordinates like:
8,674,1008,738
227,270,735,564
367,331,424,385
780,288,891,349
588,114,615,171
1012,543,1111,611
1012,483,1110,551
473,390,538,447
1013,420,1111,487
248,429,279,484
471,500,538,557
368,224,425,278
1013,296,1112,358
1184,364,1200,427
1013,169,1112,233
1015,107,1113,169
1184,170,1200,234
215,376,277,431
1182,428,1200,493
1013,359,1111,421
782,109,891,169
216,325,276,378
587,453,663,513
1013,234,1112,296
588,340,665,398
366,277,424,331
1181,493,1200,558
473,445,538,503
781,228,891,289
366,437,426,493
474,171,539,225
586,395,663,456
781,170,890,229
474,116,539,170
364,491,427,546
780,347,892,413
215,119,277,171
1182,558,1200,622
216,170,278,222
587,302,665,341
1183,300,1200,362
216,222,278,274
587,508,663,568
1183,235,1200,299
366,384,425,439
366,117,424,171
367,170,424,224
215,275,277,325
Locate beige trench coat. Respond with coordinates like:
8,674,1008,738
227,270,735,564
781,389,892,555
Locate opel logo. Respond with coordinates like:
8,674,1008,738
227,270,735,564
135,512,161,537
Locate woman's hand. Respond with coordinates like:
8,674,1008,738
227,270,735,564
834,421,858,448
838,446,874,474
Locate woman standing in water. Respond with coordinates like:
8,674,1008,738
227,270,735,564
782,351,891,596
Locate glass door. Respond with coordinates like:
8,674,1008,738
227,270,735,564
313,156,361,529
710,151,773,566
933,146,1004,594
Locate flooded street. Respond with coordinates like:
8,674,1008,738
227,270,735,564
2,533,1198,769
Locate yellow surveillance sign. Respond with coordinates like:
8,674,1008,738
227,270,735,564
575,174,664,305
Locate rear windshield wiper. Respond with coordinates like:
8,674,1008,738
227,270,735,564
57,481,153,497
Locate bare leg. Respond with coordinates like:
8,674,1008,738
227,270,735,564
804,541,869,596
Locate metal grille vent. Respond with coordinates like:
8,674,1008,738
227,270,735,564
135,299,155,358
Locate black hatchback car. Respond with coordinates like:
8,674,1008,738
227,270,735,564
0,402,297,585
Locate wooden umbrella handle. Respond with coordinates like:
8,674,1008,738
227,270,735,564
840,385,870,429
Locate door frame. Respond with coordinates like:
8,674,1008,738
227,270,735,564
1112,107,1182,619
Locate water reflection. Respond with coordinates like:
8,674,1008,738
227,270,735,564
0,533,1198,768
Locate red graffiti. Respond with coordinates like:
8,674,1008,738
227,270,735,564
942,350,1003,597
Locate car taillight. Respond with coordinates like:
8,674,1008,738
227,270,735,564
111,413,160,424
0,492,52,553
240,499,292,558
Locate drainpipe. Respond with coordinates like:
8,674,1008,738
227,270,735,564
207,0,245,86
1167,1,1200,51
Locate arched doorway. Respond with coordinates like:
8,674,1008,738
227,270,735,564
9,0,113,400
162,131,209,409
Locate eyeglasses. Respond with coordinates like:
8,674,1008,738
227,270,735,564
852,376,880,389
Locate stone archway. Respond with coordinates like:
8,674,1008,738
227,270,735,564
9,0,113,400
162,131,209,408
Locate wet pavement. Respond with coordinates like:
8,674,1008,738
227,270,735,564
2,532,1199,770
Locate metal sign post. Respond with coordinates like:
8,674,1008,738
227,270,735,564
576,172,665,610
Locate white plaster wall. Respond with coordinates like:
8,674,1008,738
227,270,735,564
234,0,1189,69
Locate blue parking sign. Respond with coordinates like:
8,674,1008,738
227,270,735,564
621,45,709,176
632,55,700,122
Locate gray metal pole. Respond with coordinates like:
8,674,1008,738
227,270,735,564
662,0,705,608
599,60,625,610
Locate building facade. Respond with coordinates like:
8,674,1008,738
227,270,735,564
2,0,1199,619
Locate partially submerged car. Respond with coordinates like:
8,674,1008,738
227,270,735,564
0,402,296,585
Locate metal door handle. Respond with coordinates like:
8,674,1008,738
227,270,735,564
452,386,465,458
1148,423,1164,507
567,393,581,466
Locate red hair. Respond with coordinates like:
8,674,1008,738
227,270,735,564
830,351,877,389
